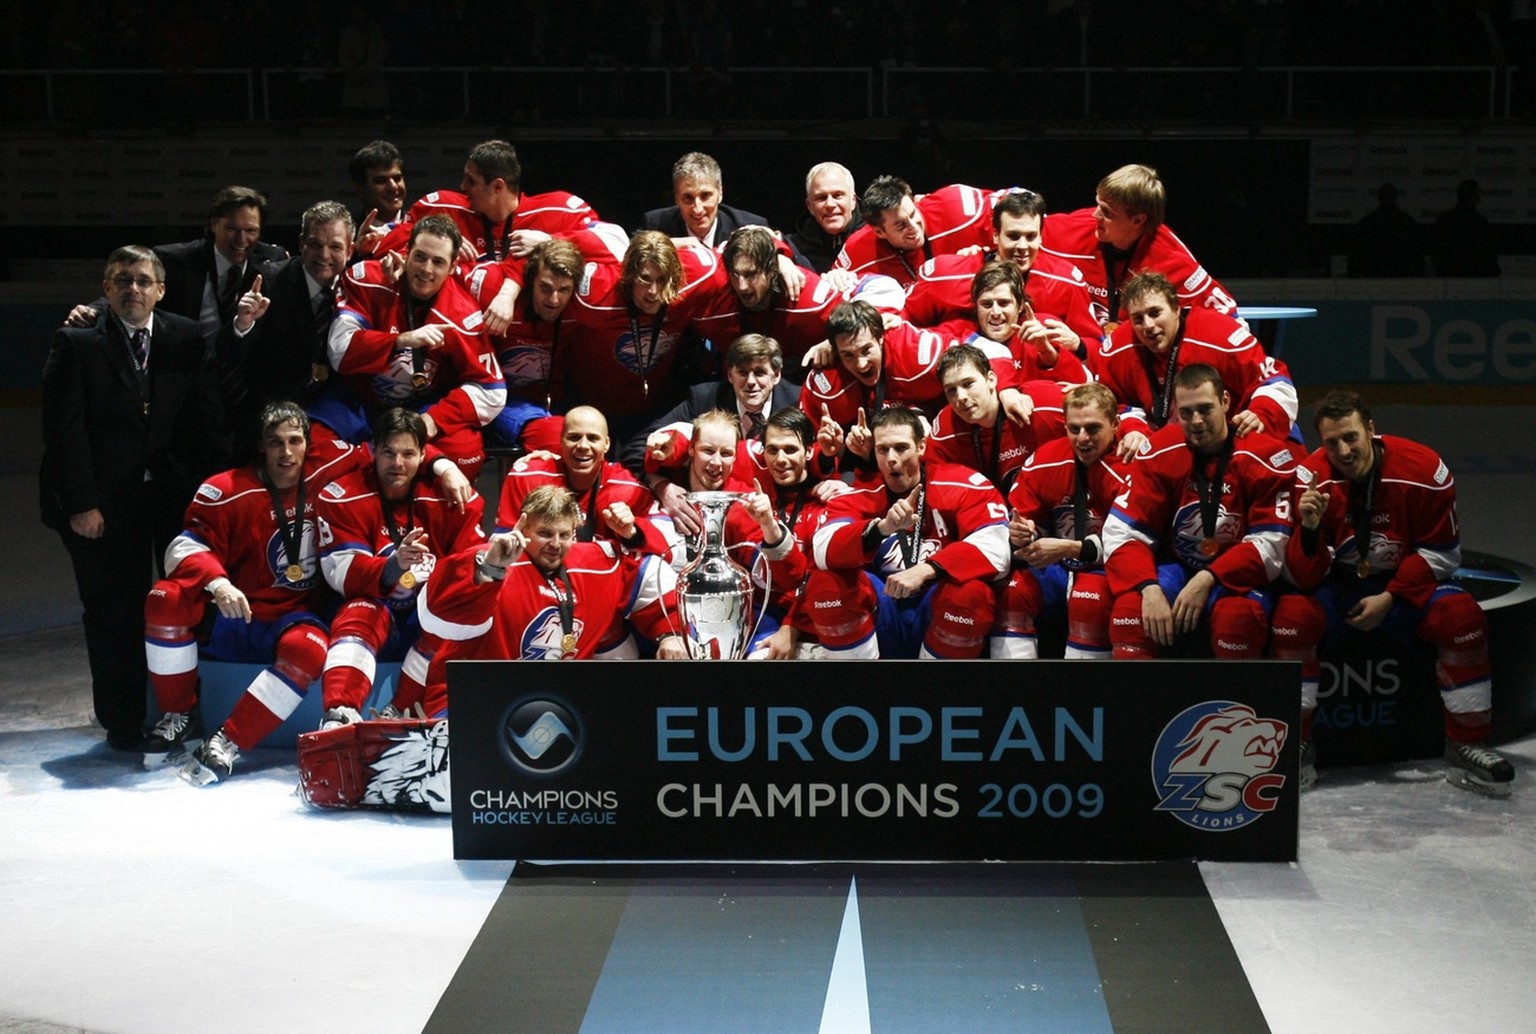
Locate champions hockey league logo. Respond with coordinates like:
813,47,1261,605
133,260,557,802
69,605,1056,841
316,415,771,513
1151,701,1288,831
501,698,583,775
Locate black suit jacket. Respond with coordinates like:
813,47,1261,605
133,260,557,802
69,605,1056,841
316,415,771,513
215,257,331,445
154,237,289,325
620,378,802,479
639,204,813,269
40,309,227,532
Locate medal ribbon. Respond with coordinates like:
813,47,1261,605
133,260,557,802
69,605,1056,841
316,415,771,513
1191,434,1235,545
544,565,575,651
405,297,433,394
898,477,927,568
969,411,1004,486
1138,311,1186,430
478,214,514,263
261,468,308,580
1073,459,1090,544
1347,440,1385,572
627,303,668,399
381,485,416,550
576,470,602,543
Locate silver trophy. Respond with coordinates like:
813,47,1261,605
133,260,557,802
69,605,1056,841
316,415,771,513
677,491,757,659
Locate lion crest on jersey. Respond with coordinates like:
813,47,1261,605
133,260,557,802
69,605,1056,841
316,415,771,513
520,606,586,659
613,328,681,376
265,522,319,588
496,342,553,387
873,531,939,578
1171,501,1243,568
374,348,441,402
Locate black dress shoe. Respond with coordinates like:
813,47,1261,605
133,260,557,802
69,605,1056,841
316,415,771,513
106,729,149,751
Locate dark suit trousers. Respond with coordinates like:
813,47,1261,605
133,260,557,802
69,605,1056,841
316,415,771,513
59,482,183,735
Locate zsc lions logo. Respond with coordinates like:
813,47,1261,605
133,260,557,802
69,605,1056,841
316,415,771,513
1151,701,1288,831
501,697,583,775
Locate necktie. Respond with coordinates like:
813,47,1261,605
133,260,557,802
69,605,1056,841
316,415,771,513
314,285,335,323
745,410,765,439
219,264,242,321
130,327,148,370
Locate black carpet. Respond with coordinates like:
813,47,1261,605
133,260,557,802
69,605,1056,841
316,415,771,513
425,860,1268,1033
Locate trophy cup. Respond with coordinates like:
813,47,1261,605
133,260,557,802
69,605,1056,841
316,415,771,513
676,491,757,659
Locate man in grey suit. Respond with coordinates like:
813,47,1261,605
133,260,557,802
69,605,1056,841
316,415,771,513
41,246,227,751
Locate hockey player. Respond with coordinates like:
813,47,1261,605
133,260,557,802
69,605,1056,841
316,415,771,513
463,236,584,448
904,188,1100,357
804,406,1010,659
834,176,1002,286
1040,163,1238,329
416,486,687,712
997,383,1131,660
493,405,668,556
322,215,506,480
926,342,1065,495
142,402,470,783
1278,390,1513,797
363,138,625,266
688,226,844,374
315,409,487,726
565,230,720,432
1101,365,1298,661
798,298,1019,470
142,403,341,784
1096,271,1296,459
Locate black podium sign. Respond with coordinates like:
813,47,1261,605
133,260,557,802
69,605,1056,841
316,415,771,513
448,660,1299,863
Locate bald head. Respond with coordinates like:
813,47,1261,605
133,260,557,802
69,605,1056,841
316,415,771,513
560,406,611,488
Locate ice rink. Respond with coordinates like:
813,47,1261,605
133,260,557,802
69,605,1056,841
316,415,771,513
4,404,1535,1034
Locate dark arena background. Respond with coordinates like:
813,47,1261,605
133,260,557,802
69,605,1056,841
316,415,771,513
3,6,1536,1031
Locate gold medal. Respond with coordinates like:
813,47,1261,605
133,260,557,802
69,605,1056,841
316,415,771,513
285,563,304,582
1103,320,1120,336
311,363,329,383
561,632,577,654
1198,536,1219,558
1356,559,1370,579
411,371,429,392
398,570,417,590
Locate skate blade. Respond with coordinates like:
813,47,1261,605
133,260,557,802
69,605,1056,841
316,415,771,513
142,738,202,771
1446,768,1512,799
177,756,224,787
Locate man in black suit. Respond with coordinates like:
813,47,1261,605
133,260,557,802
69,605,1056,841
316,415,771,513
623,333,802,536
218,200,354,456
65,185,289,358
41,246,228,751
641,151,810,268
787,161,865,273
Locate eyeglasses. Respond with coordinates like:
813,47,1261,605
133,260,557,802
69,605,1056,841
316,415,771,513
109,275,162,290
